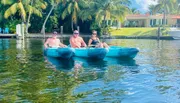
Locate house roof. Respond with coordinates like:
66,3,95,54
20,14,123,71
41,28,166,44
126,14,180,19
171,15,180,19
126,14,149,17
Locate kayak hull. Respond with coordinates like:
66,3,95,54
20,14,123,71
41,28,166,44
106,46,139,58
74,48,109,59
44,47,74,59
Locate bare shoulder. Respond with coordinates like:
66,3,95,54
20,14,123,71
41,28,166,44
78,36,83,40
46,38,51,42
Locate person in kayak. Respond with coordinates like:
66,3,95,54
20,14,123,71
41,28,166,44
69,30,87,48
88,30,109,48
44,31,67,48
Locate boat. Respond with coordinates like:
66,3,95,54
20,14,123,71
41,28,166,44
106,46,139,58
44,47,74,59
73,48,109,59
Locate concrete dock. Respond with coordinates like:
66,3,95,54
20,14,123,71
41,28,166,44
0,34,16,38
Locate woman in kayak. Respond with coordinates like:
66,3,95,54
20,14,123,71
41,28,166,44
88,30,109,48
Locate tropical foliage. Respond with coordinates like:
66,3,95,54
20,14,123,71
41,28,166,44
151,0,180,25
0,0,180,34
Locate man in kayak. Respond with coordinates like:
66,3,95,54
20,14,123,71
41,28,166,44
44,31,67,48
69,30,87,48
88,30,109,48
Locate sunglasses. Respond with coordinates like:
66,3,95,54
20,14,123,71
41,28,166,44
74,33,79,35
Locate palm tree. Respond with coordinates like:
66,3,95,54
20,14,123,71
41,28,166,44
149,5,156,15
1,0,26,22
25,0,47,34
61,0,88,31
131,8,140,14
41,0,65,35
153,0,176,25
91,0,130,34
176,0,180,13
1,0,46,34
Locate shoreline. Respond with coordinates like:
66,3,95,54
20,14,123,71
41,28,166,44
26,34,174,40
0,33,175,40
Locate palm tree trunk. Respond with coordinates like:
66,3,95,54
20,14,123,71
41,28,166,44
163,8,166,26
41,4,55,37
71,17,74,32
103,14,106,35
25,0,33,35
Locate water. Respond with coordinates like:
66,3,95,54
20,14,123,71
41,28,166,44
0,38,180,103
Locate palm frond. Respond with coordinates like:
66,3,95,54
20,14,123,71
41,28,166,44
18,2,26,21
74,1,80,12
1,0,14,5
153,4,162,14
61,9,68,19
67,2,72,14
72,10,77,23
32,7,42,17
4,3,18,19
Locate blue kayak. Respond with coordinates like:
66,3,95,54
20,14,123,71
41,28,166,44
106,46,139,58
44,47,74,59
74,48,109,59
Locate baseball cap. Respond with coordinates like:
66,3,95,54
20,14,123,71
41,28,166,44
73,30,79,34
92,30,97,34
53,31,58,35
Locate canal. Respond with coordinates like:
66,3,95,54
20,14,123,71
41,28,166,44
0,38,180,103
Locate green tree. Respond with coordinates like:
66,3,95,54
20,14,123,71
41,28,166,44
61,0,88,31
149,5,157,15
131,8,141,14
1,0,47,34
153,0,176,25
1,0,26,22
90,0,130,34
41,0,65,35
25,0,47,34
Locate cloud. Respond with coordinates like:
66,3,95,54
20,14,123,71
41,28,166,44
135,0,158,11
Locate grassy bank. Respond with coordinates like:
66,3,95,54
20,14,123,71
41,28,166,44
110,28,158,36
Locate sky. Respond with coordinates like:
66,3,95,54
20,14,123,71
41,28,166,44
130,0,158,13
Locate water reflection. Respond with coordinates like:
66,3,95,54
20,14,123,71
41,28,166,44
0,39,10,50
45,56,137,70
45,56,74,70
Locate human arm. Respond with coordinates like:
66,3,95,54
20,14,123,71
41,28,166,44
44,39,49,49
97,38,101,43
58,39,67,47
88,38,92,47
81,37,87,47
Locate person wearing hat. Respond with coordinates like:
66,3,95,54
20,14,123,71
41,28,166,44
69,30,87,48
88,30,109,48
44,31,67,48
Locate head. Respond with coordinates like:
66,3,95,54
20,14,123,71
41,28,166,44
52,31,57,38
92,30,97,37
73,30,79,38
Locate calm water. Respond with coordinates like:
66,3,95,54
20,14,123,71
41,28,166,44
0,38,180,103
